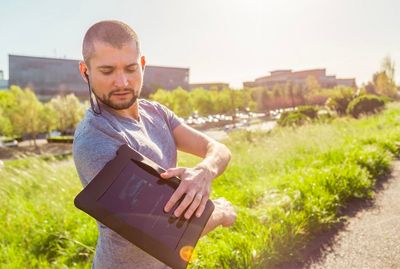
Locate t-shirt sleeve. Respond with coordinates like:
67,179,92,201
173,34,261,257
73,125,123,187
155,102,184,132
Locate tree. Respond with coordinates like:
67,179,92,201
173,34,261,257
40,103,58,134
367,56,398,98
305,75,321,96
241,89,256,111
8,86,46,147
381,55,395,81
373,71,397,98
189,88,214,116
169,88,192,117
49,94,85,134
149,89,173,109
325,87,355,116
214,89,233,114
0,90,17,136
249,87,269,111
0,106,13,136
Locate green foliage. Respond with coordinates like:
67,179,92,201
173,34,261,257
325,87,355,116
6,86,48,144
277,105,319,126
49,94,86,134
41,103,58,134
150,87,191,117
149,88,173,108
0,106,13,136
47,136,74,143
151,85,365,116
190,88,215,115
346,94,386,118
150,88,255,116
0,88,19,136
373,71,398,98
296,105,318,119
277,111,309,127
0,87,86,145
2,103,400,268
364,56,398,98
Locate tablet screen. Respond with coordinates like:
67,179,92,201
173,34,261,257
97,160,189,249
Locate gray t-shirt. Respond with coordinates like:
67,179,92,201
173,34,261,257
73,99,182,269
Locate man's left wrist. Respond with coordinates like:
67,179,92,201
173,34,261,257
195,163,216,181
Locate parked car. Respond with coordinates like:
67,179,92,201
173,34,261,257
1,139,18,147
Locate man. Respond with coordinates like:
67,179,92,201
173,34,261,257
73,20,236,269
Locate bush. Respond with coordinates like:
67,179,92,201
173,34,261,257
346,95,385,118
297,105,318,119
326,94,354,116
278,106,319,127
47,136,74,144
277,111,309,126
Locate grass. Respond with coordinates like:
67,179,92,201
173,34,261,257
0,156,96,269
1,103,400,268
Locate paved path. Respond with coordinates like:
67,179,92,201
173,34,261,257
305,161,400,269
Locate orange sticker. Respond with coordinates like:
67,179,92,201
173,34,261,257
179,246,195,262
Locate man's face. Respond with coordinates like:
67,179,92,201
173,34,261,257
85,40,145,110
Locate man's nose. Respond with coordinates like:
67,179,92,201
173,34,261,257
114,73,129,88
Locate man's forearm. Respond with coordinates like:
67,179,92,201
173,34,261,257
195,141,231,180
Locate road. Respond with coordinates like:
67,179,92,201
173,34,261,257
203,121,276,141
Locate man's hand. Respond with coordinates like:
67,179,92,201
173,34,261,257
161,165,213,219
201,198,237,236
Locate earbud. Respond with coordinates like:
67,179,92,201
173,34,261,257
84,70,101,115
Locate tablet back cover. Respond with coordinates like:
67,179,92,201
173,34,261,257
74,144,214,269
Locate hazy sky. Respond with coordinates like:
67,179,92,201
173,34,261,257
1,0,399,88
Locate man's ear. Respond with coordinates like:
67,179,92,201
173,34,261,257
140,56,146,71
79,61,89,83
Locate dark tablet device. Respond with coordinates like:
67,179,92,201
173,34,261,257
74,144,215,269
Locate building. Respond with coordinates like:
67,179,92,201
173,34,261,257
243,69,356,89
9,55,87,100
142,65,189,97
8,54,190,100
0,70,8,89
189,82,230,91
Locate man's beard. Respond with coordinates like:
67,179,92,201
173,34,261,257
92,88,138,110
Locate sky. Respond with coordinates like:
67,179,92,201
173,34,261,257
1,0,399,88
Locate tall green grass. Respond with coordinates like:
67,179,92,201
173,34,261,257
1,103,400,268
0,157,96,268
184,103,400,268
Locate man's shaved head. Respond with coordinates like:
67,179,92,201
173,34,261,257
82,20,140,66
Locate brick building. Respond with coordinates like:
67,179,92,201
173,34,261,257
243,69,356,89
189,82,230,91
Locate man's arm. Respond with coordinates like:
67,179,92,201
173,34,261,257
200,198,236,236
161,123,231,219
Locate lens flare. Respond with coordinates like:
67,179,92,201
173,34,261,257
179,245,196,262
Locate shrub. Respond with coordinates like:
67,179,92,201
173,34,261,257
47,136,74,144
325,94,353,116
278,106,319,127
346,95,385,118
297,105,318,119
277,111,309,127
